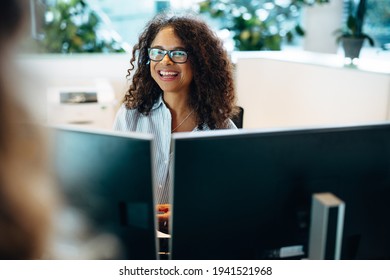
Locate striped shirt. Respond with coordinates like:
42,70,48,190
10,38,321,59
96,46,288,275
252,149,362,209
113,95,237,204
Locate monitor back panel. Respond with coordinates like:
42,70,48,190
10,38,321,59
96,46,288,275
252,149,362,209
51,126,157,259
170,123,390,260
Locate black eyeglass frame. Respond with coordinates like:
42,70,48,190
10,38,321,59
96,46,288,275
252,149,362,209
147,48,189,64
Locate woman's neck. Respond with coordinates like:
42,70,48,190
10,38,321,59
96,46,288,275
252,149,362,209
163,91,191,115
163,91,196,132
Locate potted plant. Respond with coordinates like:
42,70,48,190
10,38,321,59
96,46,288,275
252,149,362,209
198,0,329,51
335,0,374,60
29,0,127,53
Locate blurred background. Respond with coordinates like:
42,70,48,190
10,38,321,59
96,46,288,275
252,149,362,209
15,0,390,130
24,0,390,53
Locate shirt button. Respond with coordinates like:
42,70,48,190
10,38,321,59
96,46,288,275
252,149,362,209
159,184,162,188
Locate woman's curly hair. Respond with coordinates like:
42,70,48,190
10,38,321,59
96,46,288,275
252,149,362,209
123,12,238,129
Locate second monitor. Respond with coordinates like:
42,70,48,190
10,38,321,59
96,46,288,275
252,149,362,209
170,122,390,260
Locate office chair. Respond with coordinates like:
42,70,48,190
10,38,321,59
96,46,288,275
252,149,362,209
231,106,244,128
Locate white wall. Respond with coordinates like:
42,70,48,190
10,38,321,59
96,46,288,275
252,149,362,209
302,0,343,54
234,51,390,129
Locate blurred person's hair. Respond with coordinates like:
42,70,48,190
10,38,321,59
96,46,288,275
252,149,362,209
0,0,57,259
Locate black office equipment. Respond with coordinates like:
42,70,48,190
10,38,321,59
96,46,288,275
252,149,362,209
50,126,157,259
170,122,390,260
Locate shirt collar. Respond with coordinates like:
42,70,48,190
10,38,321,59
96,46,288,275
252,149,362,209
151,94,164,110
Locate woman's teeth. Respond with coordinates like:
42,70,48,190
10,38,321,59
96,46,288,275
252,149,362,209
159,71,178,77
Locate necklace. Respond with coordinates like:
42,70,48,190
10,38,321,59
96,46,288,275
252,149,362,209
171,110,194,133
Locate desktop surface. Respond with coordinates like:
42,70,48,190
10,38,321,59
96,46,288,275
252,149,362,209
170,123,390,260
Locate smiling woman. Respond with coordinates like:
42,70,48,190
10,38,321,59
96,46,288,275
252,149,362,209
149,26,194,108
113,11,239,232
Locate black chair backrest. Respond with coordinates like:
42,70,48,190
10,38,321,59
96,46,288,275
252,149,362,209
232,106,244,128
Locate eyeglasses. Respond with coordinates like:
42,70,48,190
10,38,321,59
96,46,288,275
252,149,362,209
148,48,188,64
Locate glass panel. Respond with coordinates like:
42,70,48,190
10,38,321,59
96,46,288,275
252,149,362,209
365,0,390,48
87,0,156,46
29,0,389,53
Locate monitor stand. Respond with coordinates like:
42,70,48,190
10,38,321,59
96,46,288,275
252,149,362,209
308,192,345,260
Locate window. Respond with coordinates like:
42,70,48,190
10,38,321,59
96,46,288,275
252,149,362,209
365,0,390,47
343,0,390,48
30,0,389,53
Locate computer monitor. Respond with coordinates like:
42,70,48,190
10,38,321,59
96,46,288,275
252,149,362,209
170,122,390,260
49,126,157,259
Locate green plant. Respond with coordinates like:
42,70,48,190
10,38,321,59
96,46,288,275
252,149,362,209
334,0,374,46
37,0,126,53
198,0,329,51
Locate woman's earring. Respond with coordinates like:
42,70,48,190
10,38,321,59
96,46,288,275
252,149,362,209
146,60,150,65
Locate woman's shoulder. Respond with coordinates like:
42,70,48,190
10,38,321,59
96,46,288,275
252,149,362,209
117,103,139,114
227,119,238,129
192,119,237,132
113,104,141,130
